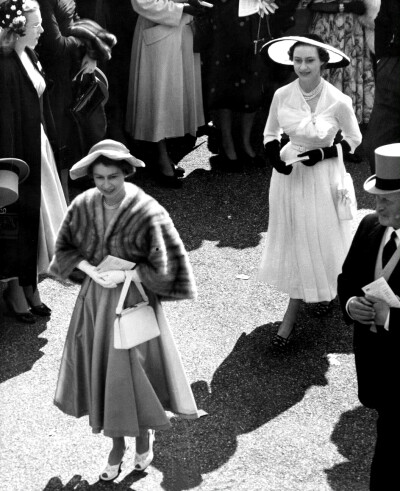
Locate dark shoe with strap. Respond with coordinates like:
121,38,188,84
271,322,296,350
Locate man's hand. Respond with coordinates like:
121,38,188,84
365,294,390,326
348,296,375,325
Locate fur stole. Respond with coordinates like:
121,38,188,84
49,183,197,301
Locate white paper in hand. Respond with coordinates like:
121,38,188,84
362,277,400,308
285,156,310,166
97,255,135,273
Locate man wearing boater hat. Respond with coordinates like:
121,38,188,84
338,143,400,490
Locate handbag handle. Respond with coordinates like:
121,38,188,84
115,270,149,316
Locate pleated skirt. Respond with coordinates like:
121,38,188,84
54,277,200,437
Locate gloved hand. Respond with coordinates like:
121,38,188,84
68,19,117,61
183,0,209,16
298,140,351,166
77,260,117,288
345,1,366,15
97,270,126,287
265,140,293,175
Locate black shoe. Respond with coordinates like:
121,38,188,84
173,165,185,177
210,153,244,173
239,151,266,168
3,295,36,324
29,302,51,317
153,171,183,188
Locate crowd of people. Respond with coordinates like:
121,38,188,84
0,0,399,489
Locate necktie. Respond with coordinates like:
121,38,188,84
382,231,398,268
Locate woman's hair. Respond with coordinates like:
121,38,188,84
0,0,39,53
87,156,136,179
288,33,330,67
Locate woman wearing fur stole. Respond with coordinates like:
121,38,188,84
49,139,202,481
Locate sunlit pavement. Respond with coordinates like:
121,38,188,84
0,135,376,491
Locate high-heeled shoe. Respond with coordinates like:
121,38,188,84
27,302,51,317
210,152,243,173
3,294,36,324
153,171,183,189
271,322,296,349
134,429,155,472
173,165,185,177
99,446,128,481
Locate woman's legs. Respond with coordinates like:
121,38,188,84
240,111,256,157
5,279,30,313
107,437,126,465
156,140,175,177
219,109,237,160
276,298,302,339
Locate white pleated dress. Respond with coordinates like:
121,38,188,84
20,52,67,274
258,80,362,303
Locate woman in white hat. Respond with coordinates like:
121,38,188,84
49,139,202,480
258,34,362,348
0,0,67,323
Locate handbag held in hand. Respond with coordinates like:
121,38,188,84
114,271,160,350
336,144,357,220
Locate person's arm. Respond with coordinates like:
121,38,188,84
297,96,362,165
374,0,391,60
263,91,282,145
134,205,197,300
337,215,376,325
39,2,83,60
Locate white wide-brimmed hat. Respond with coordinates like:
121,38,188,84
364,143,400,195
261,36,350,69
69,139,145,180
0,157,30,208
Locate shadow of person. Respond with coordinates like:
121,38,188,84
0,307,48,384
133,165,272,253
149,309,354,490
325,406,376,491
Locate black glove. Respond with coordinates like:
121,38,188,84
298,140,351,167
265,140,293,175
345,1,366,15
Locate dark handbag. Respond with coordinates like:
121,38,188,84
71,67,109,118
70,67,109,155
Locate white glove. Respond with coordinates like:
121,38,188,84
77,260,117,288
97,270,125,287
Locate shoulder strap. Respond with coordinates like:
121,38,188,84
115,270,149,315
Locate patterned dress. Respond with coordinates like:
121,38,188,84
310,1,375,124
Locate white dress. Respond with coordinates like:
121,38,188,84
20,52,67,274
258,79,362,303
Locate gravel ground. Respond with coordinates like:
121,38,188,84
0,134,377,491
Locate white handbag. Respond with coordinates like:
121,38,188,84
114,271,160,350
336,144,357,220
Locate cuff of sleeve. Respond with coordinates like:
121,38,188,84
345,296,357,319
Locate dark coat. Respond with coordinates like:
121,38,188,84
337,213,400,410
0,48,57,286
36,0,83,167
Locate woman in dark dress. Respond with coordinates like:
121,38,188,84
0,0,67,323
207,0,278,170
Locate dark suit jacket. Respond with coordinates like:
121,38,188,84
337,213,400,410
